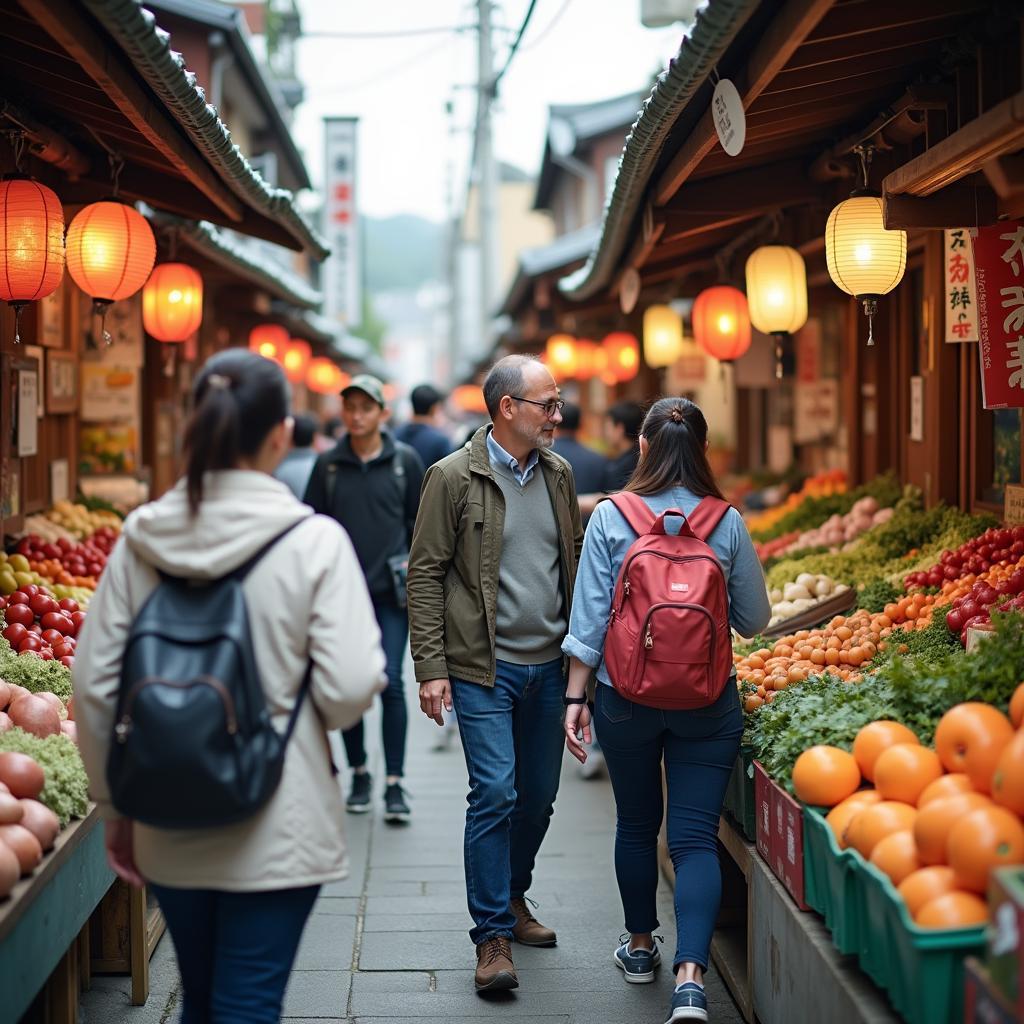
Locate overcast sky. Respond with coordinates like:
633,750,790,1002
291,1,687,222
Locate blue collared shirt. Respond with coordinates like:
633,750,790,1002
486,428,540,487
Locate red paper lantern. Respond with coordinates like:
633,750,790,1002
602,331,640,383
306,357,345,395
66,201,155,303
248,323,289,363
0,179,65,306
142,263,203,342
283,339,312,383
692,286,751,362
451,384,487,414
575,338,597,381
545,333,578,381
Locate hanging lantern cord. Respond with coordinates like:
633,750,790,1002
94,300,113,346
853,143,874,191
774,333,785,379
11,301,26,344
862,298,878,346
2,129,28,174
108,152,124,198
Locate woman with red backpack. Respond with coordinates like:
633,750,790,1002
561,397,770,1024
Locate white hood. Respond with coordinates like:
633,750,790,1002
122,470,313,579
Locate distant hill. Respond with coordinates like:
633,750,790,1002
363,214,444,292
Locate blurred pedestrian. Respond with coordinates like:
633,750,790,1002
602,400,645,491
561,397,770,1024
552,401,606,495
274,412,319,498
305,375,425,824
73,349,385,1024
408,354,583,993
395,384,454,468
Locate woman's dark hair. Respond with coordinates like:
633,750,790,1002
183,348,290,514
625,397,724,500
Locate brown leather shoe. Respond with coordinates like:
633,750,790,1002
511,896,557,947
475,936,519,991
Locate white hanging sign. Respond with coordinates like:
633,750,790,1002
712,79,746,157
944,228,978,342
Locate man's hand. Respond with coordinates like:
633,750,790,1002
564,703,592,764
419,678,452,726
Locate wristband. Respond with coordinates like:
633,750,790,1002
562,694,588,706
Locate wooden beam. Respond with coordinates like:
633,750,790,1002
982,153,1024,200
653,0,835,206
18,0,245,223
619,203,665,274
883,180,997,229
884,91,1024,197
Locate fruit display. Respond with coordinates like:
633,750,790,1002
0,586,83,669
0,727,86,828
747,469,847,541
902,525,1024,592
765,573,850,629
775,497,895,559
42,500,121,541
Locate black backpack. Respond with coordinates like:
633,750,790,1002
106,521,312,829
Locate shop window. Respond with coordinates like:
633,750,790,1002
982,408,1022,505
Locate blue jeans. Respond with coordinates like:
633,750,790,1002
451,658,565,944
150,883,320,1023
343,601,408,777
595,682,742,971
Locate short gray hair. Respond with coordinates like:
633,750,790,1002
482,355,539,419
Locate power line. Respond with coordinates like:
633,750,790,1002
491,0,539,91
518,0,575,53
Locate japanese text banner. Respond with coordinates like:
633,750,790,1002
944,229,978,342
973,221,1024,409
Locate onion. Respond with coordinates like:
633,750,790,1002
0,840,18,897
5,684,30,705
7,695,61,739
60,720,77,745
0,752,45,799
34,691,67,721
0,823,42,876
0,712,11,734
0,793,23,825
17,800,59,851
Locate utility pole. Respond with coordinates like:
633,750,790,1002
476,0,500,357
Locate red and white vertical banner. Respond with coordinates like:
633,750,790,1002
323,117,360,327
944,229,978,342
973,221,1024,409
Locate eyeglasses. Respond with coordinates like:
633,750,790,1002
510,396,564,419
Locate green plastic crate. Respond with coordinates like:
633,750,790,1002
802,807,863,955
722,744,755,841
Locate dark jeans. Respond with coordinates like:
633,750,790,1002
450,657,565,944
343,601,408,777
150,883,320,1023
595,682,743,971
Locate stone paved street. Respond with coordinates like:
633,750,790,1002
80,683,744,1024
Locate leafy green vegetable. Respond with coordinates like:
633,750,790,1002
857,579,900,614
0,635,73,701
732,635,771,658
0,728,89,826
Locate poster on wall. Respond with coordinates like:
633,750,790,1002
80,364,139,423
795,320,822,383
793,380,839,444
944,229,979,343
909,376,924,442
972,220,1024,409
323,117,360,327
16,369,38,457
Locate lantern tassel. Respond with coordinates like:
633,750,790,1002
11,302,26,344
94,300,113,346
863,297,878,347
162,345,177,378
774,334,784,379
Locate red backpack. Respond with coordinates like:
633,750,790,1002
603,492,733,710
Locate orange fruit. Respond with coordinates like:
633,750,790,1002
845,801,918,859
947,806,1024,893
917,773,973,807
826,790,882,848
934,703,1015,793
1010,683,1024,728
873,744,943,805
912,793,992,865
915,891,989,929
869,829,921,886
898,866,958,916
792,746,861,808
853,721,919,782
992,730,1024,816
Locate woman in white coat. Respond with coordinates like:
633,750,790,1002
73,349,386,1023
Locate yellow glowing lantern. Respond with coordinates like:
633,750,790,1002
142,263,203,342
642,304,684,368
692,286,751,363
306,357,345,395
825,195,906,345
603,331,640,383
745,246,808,335
545,333,578,381
248,323,289,363
283,339,312,383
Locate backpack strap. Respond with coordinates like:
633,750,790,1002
608,492,658,536
685,497,732,542
231,519,310,581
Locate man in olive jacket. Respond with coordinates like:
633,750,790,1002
407,355,583,993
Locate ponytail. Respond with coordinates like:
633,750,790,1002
624,397,724,500
183,349,290,514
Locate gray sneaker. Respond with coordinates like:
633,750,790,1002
613,937,661,984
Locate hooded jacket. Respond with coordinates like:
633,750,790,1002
73,471,386,891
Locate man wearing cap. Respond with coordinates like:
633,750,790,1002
394,384,454,469
304,374,425,823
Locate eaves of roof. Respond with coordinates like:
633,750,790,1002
558,0,759,303
144,0,311,191
83,0,328,259
500,223,602,316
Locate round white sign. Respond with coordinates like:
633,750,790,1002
712,78,746,157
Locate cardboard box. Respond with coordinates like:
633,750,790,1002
964,957,1018,1024
753,760,808,911
987,867,1024,1019
754,758,772,864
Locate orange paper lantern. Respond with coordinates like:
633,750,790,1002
575,338,597,381
602,331,640,383
248,323,289,363
451,384,488,414
142,262,203,342
66,201,155,303
306,356,345,395
545,333,578,381
692,286,751,362
0,180,65,305
283,339,312,383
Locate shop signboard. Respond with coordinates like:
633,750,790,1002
793,379,839,444
909,376,924,442
323,117,360,327
795,320,821,383
1006,484,1024,525
945,229,978,342
973,221,1024,409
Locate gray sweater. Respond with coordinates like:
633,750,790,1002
491,460,566,665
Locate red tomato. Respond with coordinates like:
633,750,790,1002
29,594,57,617
18,635,42,653
41,629,63,646
8,591,29,606
58,598,79,614
4,603,33,627
40,612,73,634
36,648,54,661
2,623,28,646
59,656,74,668
69,611,86,635
51,641,74,659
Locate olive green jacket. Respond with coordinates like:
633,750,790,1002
408,426,584,686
